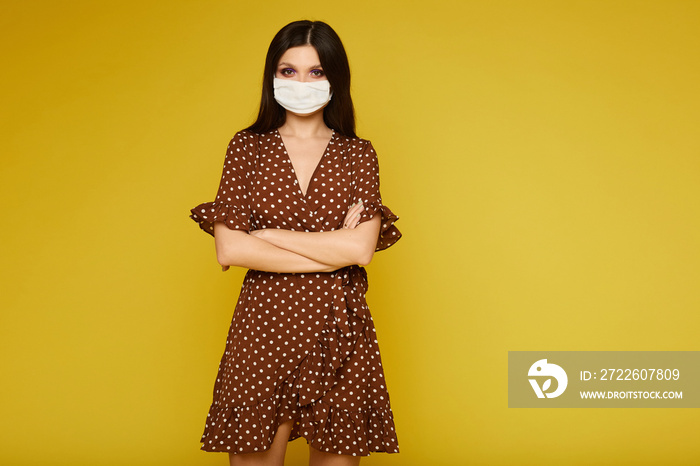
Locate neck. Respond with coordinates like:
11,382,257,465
278,111,331,138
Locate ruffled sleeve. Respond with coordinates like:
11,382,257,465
190,132,254,236
352,140,402,251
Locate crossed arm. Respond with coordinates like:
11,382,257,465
214,202,382,274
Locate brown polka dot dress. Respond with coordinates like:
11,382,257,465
189,129,402,456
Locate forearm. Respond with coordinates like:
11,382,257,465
255,215,381,267
214,223,339,273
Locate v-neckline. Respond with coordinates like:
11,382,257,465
275,128,335,199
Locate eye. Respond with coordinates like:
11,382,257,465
310,69,325,77
280,68,295,76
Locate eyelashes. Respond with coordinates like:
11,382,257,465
279,68,325,77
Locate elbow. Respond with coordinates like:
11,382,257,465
216,245,233,267
353,215,381,267
355,246,376,267
216,250,232,267
215,238,243,267
213,223,250,267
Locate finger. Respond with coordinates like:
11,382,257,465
342,201,364,229
343,207,363,228
348,200,362,211
342,210,356,227
346,212,362,229
344,202,364,221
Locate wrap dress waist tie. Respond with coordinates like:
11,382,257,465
296,264,372,406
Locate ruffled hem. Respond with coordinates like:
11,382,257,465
200,376,399,456
190,201,250,236
295,400,399,456
200,265,399,456
361,202,402,251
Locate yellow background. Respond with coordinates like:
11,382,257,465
2,1,699,464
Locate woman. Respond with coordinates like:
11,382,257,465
190,20,401,466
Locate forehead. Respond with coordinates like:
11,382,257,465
277,45,321,67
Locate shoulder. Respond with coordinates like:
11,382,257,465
229,128,270,146
334,132,375,155
228,128,277,150
223,129,272,168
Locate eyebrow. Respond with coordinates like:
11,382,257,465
278,62,323,69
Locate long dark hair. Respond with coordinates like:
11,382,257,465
246,21,356,138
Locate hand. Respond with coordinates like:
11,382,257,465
342,201,364,229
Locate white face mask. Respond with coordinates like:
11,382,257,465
273,77,332,115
